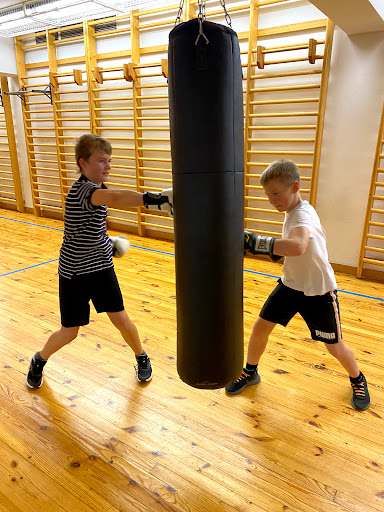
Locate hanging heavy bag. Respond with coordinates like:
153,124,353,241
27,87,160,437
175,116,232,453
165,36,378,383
168,12,244,389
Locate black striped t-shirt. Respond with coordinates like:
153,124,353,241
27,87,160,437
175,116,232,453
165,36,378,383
58,174,113,279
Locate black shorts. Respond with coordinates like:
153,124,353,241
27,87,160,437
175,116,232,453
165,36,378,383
259,279,342,344
59,268,124,328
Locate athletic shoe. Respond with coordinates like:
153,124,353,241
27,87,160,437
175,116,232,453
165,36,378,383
135,353,152,382
26,353,47,389
225,369,261,395
351,374,370,410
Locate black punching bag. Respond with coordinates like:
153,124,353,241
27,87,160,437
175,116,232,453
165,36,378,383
168,18,244,389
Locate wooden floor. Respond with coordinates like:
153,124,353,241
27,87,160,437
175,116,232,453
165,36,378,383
0,208,384,512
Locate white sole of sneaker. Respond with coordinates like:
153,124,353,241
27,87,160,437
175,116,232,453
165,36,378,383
137,375,153,383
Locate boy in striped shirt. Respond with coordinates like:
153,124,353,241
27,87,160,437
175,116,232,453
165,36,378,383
27,134,173,388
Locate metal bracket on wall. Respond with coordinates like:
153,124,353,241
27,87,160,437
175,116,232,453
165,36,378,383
4,85,27,106
30,84,53,104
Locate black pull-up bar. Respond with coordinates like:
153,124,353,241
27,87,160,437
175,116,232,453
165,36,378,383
4,84,52,105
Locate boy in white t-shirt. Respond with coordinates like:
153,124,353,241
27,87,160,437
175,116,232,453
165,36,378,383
226,160,370,410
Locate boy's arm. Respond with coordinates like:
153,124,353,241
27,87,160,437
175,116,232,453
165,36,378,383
273,226,310,257
91,188,173,216
91,189,143,209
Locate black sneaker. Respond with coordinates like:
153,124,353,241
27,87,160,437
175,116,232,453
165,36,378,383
135,353,152,382
351,374,370,410
27,353,47,389
225,369,261,395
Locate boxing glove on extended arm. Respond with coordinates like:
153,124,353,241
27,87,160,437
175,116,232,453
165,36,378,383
143,188,173,217
244,231,283,263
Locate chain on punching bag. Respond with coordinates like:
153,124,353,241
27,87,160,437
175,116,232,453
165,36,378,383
168,2,245,389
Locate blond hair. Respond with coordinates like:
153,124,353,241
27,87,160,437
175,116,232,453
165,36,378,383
260,160,300,187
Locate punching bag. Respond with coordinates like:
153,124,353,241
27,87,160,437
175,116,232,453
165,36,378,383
168,18,244,389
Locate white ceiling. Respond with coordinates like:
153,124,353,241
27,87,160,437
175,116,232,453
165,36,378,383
0,0,21,7
3,0,384,38
0,0,179,37
308,0,384,35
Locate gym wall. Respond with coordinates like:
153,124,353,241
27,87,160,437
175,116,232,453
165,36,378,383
0,0,383,277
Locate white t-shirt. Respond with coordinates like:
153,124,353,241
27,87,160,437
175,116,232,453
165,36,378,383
281,200,337,296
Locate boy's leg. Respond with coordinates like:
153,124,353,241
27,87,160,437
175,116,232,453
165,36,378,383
325,340,370,410
107,310,152,382
225,316,276,395
301,291,370,410
226,280,298,395
107,310,143,355
325,340,359,378
40,326,80,360
27,326,79,389
247,316,277,365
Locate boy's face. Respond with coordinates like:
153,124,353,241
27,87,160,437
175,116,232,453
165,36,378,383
263,178,300,212
79,150,112,185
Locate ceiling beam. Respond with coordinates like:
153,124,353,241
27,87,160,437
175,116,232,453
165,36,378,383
308,0,384,35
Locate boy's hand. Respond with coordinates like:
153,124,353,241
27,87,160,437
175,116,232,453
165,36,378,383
143,188,173,217
109,235,130,257
244,231,283,263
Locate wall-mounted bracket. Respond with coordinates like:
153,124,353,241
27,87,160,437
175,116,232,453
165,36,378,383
308,38,317,64
4,85,27,106
93,67,103,84
256,46,265,69
73,69,83,86
30,84,52,104
126,62,137,82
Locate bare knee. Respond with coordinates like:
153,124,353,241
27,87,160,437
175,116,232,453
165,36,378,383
108,310,130,331
252,316,276,337
61,326,79,343
326,340,349,357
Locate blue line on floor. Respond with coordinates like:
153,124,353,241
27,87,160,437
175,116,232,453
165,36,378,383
336,288,384,302
130,244,174,256
244,268,280,279
0,216,64,232
1,215,383,302
0,259,59,277
243,269,384,301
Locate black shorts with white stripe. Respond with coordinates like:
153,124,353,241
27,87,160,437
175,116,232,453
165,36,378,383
259,279,342,344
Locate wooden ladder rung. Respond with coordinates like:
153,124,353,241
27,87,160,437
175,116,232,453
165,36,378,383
362,257,384,267
248,150,314,155
35,204,63,211
138,176,172,182
251,84,320,93
108,173,136,180
245,206,284,215
248,125,317,130
250,112,318,118
250,99,319,106
245,218,284,226
366,234,384,241
365,246,384,253
138,156,172,162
